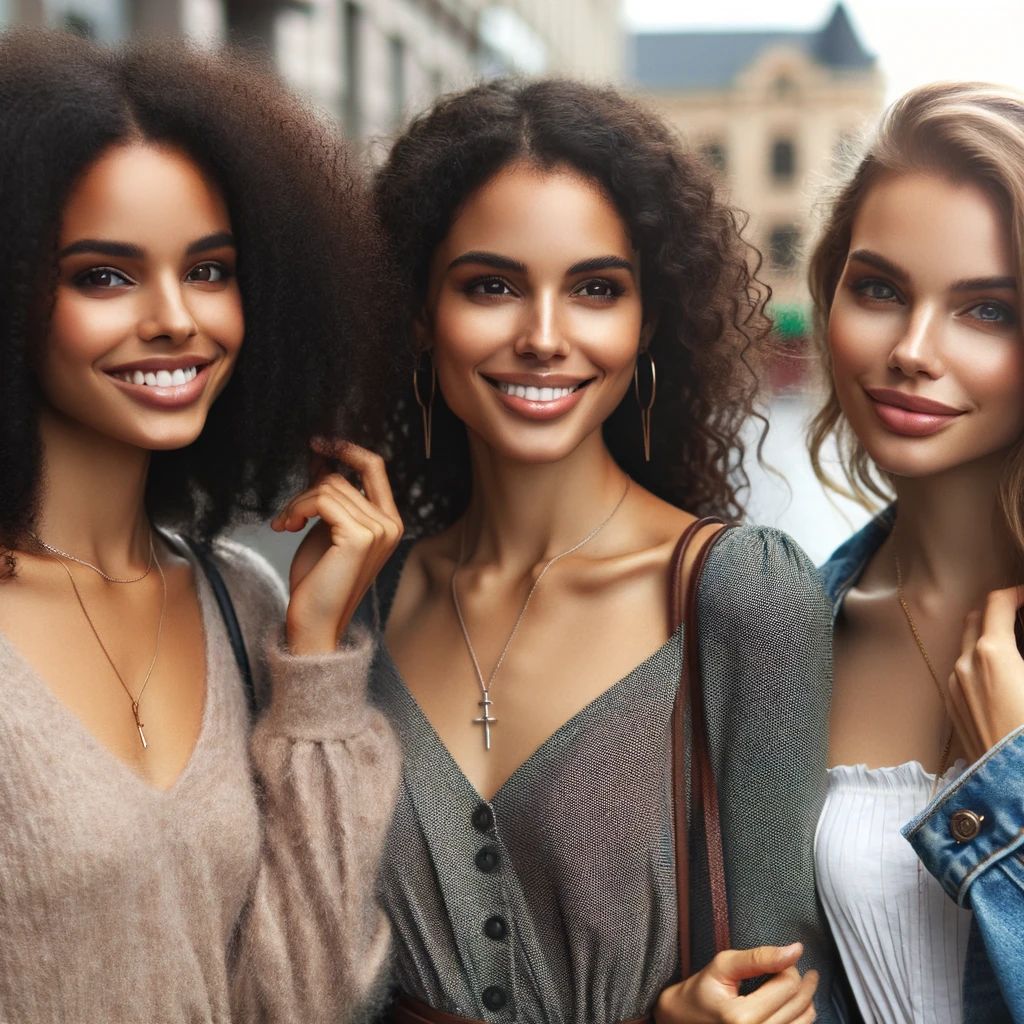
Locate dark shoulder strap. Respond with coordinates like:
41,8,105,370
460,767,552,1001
183,538,258,717
669,517,734,978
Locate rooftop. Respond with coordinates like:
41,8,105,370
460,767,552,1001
631,3,875,92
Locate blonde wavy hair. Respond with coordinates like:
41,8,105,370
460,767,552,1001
807,82,1024,540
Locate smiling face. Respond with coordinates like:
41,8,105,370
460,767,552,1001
829,172,1024,479
39,143,244,451
420,161,650,464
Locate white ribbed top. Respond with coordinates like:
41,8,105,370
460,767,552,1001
815,761,972,1023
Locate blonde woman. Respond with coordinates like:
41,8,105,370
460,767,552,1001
810,82,1024,1021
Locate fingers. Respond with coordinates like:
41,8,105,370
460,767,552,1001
960,609,983,660
761,969,818,1024
710,944,803,985
311,437,402,524
273,472,401,538
981,586,1023,641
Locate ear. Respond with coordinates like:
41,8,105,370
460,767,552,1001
413,306,433,353
639,318,658,352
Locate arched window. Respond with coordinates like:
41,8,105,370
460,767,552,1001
769,225,801,272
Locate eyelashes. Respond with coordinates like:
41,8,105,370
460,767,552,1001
464,276,626,301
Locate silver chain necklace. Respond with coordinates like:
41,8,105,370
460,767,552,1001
32,532,155,584
450,476,631,751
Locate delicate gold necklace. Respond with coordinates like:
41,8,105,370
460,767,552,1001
894,551,955,779
451,477,632,751
32,532,154,584
44,538,167,750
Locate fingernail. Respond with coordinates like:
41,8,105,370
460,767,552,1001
781,942,801,954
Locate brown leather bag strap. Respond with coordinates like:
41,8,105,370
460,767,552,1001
669,517,733,978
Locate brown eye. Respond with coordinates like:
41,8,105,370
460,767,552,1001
77,267,130,288
187,263,225,283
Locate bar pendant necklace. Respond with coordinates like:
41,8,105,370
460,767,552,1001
450,478,631,751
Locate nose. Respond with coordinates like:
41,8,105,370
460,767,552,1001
137,271,198,346
514,288,570,361
888,304,944,379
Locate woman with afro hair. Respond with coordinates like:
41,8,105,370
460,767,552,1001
362,80,841,1024
0,28,401,1023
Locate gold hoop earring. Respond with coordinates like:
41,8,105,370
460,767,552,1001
412,352,436,459
634,349,656,462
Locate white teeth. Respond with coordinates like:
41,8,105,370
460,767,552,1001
497,381,581,401
171,368,186,386
132,370,145,385
114,364,201,386
143,373,157,386
155,370,173,387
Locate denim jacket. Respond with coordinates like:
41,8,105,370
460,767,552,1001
821,510,1016,1023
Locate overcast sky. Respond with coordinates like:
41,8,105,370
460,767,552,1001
624,1,1024,103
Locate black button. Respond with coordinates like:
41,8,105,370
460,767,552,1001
481,985,508,1011
475,845,500,873
483,915,508,941
472,804,494,832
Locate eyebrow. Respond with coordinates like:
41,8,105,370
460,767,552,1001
447,251,634,276
58,231,235,261
849,248,1016,293
567,255,635,275
186,231,236,256
448,251,526,274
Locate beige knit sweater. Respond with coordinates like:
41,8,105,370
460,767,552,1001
0,538,400,1024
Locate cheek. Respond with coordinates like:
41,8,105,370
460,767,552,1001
433,293,520,368
46,290,135,372
195,285,245,356
827,295,893,384
960,337,1024,433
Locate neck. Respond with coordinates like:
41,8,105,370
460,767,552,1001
460,428,629,569
32,406,153,567
892,449,1018,604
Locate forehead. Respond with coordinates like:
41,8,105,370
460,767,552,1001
439,162,633,264
850,172,1014,281
60,143,231,244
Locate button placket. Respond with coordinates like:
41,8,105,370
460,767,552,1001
464,802,516,1020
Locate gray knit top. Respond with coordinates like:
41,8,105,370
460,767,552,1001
370,525,837,1024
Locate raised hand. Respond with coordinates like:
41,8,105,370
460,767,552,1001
272,439,403,656
950,586,1024,762
654,944,817,1024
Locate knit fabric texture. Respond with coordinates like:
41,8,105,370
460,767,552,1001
0,537,400,1024
370,525,837,1024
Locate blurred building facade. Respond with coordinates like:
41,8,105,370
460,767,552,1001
630,3,883,336
3,0,624,139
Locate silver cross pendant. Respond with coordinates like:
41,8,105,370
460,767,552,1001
473,695,497,751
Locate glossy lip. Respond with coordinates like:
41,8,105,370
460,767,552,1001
483,372,594,422
864,386,966,437
104,361,215,410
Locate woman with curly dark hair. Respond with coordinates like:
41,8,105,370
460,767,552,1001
0,28,401,1023
361,79,838,1024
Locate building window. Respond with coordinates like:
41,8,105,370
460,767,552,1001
771,138,796,184
700,141,727,175
343,2,361,139
389,35,406,128
769,226,801,272
772,75,798,101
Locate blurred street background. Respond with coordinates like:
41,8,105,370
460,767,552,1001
7,0,1023,572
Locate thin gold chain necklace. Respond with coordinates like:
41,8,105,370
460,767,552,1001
451,476,632,751
894,551,955,779
45,539,167,750
32,532,154,584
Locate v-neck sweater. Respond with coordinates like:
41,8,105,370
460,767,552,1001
368,525,839,1024
0,537,399,1024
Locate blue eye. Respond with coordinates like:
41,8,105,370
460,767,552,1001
965,301,1016,326
77,267,131,289
854,279,898,302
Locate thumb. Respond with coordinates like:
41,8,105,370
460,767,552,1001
709,943,803,985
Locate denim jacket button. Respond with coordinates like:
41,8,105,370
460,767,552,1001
950,809,984,843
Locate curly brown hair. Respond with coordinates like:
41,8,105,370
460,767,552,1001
0,28,380,572
366,79,770,535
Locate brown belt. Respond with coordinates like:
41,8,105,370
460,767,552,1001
393,992,651,1024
